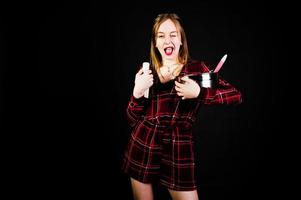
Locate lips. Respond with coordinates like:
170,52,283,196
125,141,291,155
164,47,174,56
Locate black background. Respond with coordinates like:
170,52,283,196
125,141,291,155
1,1,294,199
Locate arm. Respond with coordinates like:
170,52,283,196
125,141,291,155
126,67,153,127
126,95,147,128
198,76,242,105
196,61,242,105
175,61,242,104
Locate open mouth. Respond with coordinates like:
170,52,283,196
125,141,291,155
164,47,174,56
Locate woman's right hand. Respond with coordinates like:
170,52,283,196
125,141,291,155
133,68,154,98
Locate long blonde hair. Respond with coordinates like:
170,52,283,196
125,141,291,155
150,13,190,74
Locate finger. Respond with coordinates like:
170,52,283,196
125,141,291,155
181,76,190,82
175,87,183,93
148,74,154,78
145,75,153,80
175,80,184,87
137,68,143,75
147,83,153,88
177,92,184,96
147,78,153,83
182,76,193,84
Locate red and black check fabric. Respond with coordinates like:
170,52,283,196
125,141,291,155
122,60,242,191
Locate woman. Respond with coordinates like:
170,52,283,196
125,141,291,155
122,13,242,200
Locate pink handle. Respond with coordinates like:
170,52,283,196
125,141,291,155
213,54,227,73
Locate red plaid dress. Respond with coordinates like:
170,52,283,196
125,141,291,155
122,60,242,191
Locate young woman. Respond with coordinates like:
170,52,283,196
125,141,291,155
122,13,242,200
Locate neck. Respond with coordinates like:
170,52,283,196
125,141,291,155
162,59,179,66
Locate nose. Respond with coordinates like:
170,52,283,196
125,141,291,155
164,36,171,44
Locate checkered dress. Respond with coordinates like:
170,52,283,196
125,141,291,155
122,60,242,191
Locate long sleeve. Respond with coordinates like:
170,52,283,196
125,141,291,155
126,95,147,127
198,76,242,105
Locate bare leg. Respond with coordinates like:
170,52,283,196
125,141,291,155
130,178,154,200
168,189,199,200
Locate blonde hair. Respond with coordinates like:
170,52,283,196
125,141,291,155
150,13,190,74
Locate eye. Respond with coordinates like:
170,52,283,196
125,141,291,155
157,35,164,38
170,34,177,38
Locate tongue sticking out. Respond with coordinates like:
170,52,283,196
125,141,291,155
164,47,173,56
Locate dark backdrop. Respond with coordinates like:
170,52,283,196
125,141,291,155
2,1,292,199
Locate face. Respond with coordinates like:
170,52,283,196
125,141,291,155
156,19,182,63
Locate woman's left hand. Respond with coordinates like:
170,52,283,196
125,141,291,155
175,76,200,100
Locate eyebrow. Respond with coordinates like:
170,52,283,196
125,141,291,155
157,31,178,34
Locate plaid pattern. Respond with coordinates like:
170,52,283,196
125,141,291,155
122,60,242,191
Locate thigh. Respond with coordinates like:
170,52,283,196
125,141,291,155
168,189,199,200
131,178,154,200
